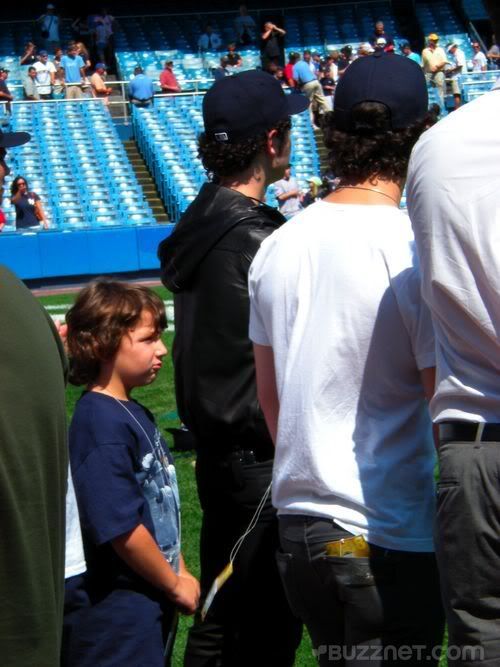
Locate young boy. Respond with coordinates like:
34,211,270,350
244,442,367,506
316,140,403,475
62,279,199,666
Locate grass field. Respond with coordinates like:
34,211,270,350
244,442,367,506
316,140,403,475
38,284,447,667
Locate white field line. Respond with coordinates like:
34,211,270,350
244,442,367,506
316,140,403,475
45,300,176,332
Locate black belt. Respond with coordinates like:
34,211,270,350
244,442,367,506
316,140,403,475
197,445,273,464
439,421,500,443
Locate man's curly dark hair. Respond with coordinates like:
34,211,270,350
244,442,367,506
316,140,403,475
321,102,438,185
198,118,291,180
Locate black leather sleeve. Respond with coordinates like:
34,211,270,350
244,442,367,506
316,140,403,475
171,216,279,451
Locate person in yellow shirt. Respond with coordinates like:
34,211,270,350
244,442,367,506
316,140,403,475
421,33,447,109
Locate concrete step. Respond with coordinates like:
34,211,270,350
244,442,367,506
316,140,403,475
122,138,170,223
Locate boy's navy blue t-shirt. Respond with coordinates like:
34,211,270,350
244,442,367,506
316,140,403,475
67,391,180,663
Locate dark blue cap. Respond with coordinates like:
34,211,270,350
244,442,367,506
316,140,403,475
0,127,31,148
334,52,428,131
203,69,309,143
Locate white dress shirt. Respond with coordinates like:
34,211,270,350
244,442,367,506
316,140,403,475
407,82,500,422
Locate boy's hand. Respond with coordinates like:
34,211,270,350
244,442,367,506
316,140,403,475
171,574,200,615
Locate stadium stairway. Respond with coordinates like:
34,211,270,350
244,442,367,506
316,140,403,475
123,140,170,224
313,128,329,174
392,0,424,48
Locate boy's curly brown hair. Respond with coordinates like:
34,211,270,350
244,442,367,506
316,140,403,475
66,279,167,386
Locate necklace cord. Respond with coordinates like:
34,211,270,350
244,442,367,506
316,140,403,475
334,185,400,205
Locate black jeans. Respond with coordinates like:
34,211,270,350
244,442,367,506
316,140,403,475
278,515,444,666
436,439,500,666
184,452,302,666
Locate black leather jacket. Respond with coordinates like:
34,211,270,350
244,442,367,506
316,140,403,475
159,182,284,456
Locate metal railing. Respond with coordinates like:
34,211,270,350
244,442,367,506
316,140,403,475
2,78,211,121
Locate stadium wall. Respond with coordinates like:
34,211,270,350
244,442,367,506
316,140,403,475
0,225,174,281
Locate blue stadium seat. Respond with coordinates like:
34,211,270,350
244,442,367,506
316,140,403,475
132,93,320,224
3,101,156,230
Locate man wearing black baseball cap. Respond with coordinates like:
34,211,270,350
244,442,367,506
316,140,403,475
159,70,307,666
0,127,30,230
249,52,444,665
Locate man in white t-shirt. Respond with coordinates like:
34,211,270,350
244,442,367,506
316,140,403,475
471,42,488,71
33,50,56,99
249,52,444,666
406,2,500,662
273,165,302,219
446,42,466,109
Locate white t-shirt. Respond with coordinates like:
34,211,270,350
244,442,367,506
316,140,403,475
407,82,500,423
65,466,86,579
273,176,302,217
472,50,487,71
33,60,56,95
449,48,466,77
249,201,436,552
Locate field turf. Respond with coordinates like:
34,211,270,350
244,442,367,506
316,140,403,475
38,285,447,667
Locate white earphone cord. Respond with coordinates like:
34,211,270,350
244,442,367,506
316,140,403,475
229,482,272,564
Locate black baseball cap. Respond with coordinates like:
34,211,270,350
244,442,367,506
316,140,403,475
203,69,309,143
0,127,31,149
334,51,428,132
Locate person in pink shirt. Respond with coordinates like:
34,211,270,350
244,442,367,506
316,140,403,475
160,61,181,95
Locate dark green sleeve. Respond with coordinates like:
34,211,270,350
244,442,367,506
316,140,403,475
0,265,68,667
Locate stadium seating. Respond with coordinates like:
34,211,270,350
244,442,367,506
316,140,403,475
132,95,320,223
285,1,399,51
459,70,499,101
415,1,477,74
416,0,465,34
2,100,156,231
462,0,489,22
115,13,242,52
115,49,261,92
0,21,72,62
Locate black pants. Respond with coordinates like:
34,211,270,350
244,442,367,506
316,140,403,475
278,515,444,666
184,452,302,666
436,439,500,666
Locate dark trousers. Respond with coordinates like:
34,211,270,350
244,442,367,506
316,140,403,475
436,439,500,666
184,452,302,666
278,515,444,666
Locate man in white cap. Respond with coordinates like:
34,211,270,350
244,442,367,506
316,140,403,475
446,42,466,109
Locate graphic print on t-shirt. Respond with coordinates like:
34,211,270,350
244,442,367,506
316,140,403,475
137,426,181,572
